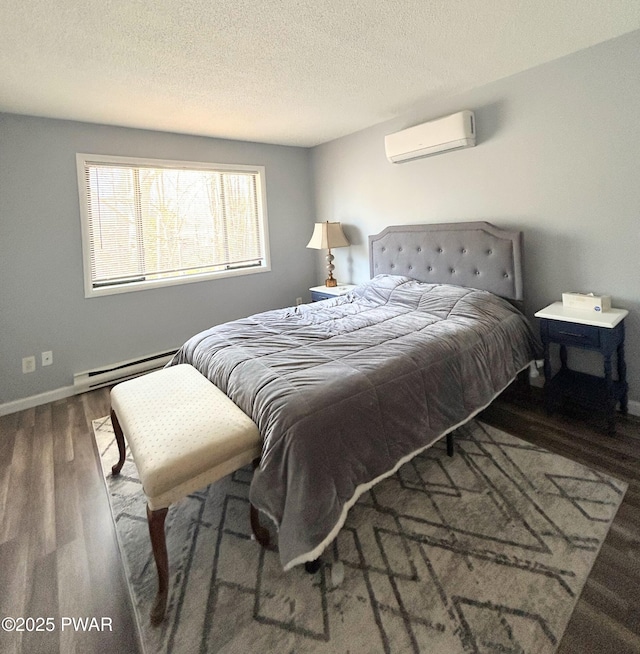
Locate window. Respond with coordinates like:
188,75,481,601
76,154,270,297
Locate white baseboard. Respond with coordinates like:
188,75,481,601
2,350,178,418
0,385,77,417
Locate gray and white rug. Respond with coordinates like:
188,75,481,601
93,418,626,654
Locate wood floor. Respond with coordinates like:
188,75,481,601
0,383,638,654
0,390,140,654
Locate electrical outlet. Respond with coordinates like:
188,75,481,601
42,351,53,367
22,356,36,373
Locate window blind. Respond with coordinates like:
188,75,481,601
80,159,266,292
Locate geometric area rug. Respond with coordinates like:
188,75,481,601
93,418,626,654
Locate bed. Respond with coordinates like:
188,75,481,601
168,221,539,570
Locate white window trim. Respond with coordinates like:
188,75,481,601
76,153,271,298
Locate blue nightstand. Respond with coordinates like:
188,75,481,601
310,284,356,302
535,302,629,433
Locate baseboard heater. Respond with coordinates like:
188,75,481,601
73,349,178,392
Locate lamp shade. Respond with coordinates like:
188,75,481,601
306,221,350,250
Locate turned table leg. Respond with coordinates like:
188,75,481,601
618,340,628,415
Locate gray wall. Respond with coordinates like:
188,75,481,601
3,30,639,412
0,115,316,406
311,30,640,409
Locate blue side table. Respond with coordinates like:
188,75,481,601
535,302,629,434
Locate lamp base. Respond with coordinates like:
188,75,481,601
325,278,338,287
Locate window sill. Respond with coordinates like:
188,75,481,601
85,263,271,298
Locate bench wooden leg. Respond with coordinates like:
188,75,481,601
250,458,271,549
147,505,169,625
446,432,454,457
250,502,271,549
110,409,127,476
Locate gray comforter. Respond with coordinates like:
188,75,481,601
169,275,539,569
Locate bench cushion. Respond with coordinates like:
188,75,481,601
110,364,261,510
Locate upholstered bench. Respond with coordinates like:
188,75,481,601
110,363,268,624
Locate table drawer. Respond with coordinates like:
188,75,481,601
547,320,600,348
311,291,333,301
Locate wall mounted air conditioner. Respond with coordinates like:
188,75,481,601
385,110,476,163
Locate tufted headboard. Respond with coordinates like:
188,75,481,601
369,221,523,303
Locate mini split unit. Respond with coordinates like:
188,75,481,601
385,110,476,163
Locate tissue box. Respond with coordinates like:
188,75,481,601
562,292,611,312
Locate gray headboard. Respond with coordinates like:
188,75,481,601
369,221,523,303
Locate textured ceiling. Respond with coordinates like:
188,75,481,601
1,1,639,147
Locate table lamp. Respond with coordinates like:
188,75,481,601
306,221,350,287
